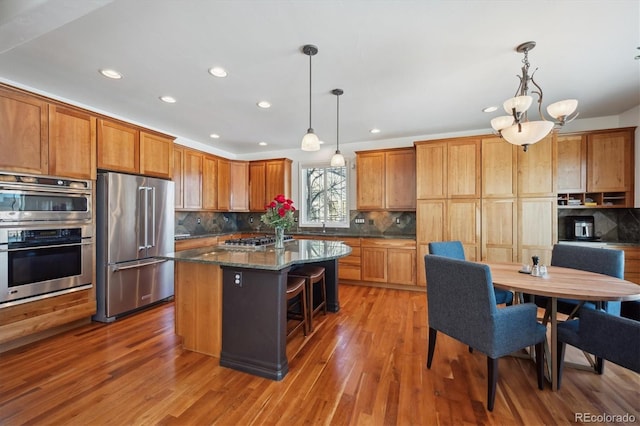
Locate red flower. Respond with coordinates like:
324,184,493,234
269,201,276,208
278,207,286,217
275,194,286,203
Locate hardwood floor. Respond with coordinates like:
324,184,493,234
1,284,638,425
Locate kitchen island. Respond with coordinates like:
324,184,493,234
159,239,351,380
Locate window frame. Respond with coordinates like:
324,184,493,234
298,161,350,229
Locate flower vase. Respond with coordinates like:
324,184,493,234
275,226,285,249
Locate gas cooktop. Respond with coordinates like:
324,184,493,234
220,235,294,249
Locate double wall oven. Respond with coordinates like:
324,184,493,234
0,172,93,307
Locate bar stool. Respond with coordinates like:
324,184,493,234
286,275,308,338
290,265,326,332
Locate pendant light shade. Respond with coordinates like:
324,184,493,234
330,88,345,167
301,45,320,151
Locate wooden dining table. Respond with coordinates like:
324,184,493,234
482,262,640,391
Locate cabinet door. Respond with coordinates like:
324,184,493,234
229,161,249,211
448,139,480,198
557,134,587,193
183,149,203,209
388,248,416,285
385,149,416,209
356,152,385,209
518,197,557,265
97,119,139,174
249,161,266,211
482,137,517,198
587,130,633,192
361,247,387,283
140,131,173,179
482,198,517,262
173,147,184,209
0,87,48,174
447,199,480,261
416,199,446,244
217,159,231,211
202,155,218,210
415,142,447,199
266,159,292,201
48,105,96,179
518,133,555,197
417,243,429,287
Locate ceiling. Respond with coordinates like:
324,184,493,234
0,0,638,157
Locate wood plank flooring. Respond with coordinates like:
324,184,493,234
1,284,638,425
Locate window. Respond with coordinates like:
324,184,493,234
299,163,349,228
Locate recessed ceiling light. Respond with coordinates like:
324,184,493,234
208,67,228,78
159,95,176,104
370,128,381,134
318,140,325,144
258,141,268,146
209,133,220,139
99,69,122,79
257,101,271,109
483,106,498,113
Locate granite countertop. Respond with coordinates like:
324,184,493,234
174,231,415,241
558,240,640,248
160,239,352,270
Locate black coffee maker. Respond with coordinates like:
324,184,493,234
565,215,596,240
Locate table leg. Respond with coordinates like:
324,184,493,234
551,297,558,391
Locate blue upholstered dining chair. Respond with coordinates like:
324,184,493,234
424,255,546,412
428,241,514,306
531,244,624,374
556,308,640,389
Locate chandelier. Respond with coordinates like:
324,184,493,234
490,41,578,152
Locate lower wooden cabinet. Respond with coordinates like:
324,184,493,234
608,245,640,285
361,238,416,286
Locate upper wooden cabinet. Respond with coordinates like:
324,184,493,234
249,158,292,211
356,147,415,210
202,155,218,210
183,148,204,210
217,159,231,211
173,146,184,209
229,160,249,211
98,118,173,179
482,137,517,198
139,131,173,179
557,134,587,193
587,129,634,193
48,105,96,180
0,86,49,174
517,133,555,197
557,127,635,208
97,119,139,174
415,137,480,199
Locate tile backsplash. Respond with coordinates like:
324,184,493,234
175,210,416,238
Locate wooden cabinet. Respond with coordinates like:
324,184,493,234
518,133,555,197
173,146,184,209
557,128,635,208
249,158,292,211
482,137,517,198
482,198,517,262
518,197,557,266
337,237,361,282
608,245,640,285
229,160,249,211
48,105,96,180
183,148,203,210
97,118,139,174
217,159,231,211
202,155,218,210
361,239,416,285
139,131,173,179
416,137,480,199
98,119,173,179
356,148,415,210
0,85,49,174
448,199,481,261
175,236,219,251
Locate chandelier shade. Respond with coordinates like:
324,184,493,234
301,44,320,151
489,41,578,151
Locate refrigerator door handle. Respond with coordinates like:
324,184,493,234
149,187,156,249
138,186,149,251
111,258,168,272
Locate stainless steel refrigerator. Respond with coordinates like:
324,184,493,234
93,171,174,322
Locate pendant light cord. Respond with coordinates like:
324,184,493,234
308,53,312,130
336,94,340,150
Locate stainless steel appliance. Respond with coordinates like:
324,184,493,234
0,172,94,307
565,215,596,240
222,235,293,249
0,172,92,223
0,224,93,305
93,172,174,322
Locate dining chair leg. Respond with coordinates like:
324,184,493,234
427,327,437,369
556,341,566,390
535,342,545,390
487,357,499,412
595,356,605,374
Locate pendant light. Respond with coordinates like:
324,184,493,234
301,44,320,151
330,88,345,167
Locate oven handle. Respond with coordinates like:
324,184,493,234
3,241,93,252
111,258,168,272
